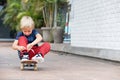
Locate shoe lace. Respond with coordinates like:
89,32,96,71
23,55,29,59
36,54,41,57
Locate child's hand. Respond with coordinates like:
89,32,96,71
18,46,26,52
27,43,33,51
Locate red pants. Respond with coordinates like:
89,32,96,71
18,36,51,60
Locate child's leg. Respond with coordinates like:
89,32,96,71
29,42,51,59
18,36,28,58
36,42,51,57
28,47,37,60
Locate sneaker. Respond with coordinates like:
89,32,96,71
21,54,29,61
32,54,44,63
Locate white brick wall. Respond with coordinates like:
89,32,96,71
70,0,120,50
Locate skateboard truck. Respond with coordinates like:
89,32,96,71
20,60,38,71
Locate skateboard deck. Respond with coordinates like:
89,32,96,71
20,60,38,70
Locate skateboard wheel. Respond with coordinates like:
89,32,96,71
20,63,24,70
34,64,38,71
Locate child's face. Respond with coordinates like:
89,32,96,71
22,27,33,36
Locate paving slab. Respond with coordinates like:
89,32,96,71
0,42,120,80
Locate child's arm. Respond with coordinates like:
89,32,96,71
31,33,42,46
12,40,26,51
27,33,42,51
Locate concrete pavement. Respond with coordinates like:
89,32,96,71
0,42,120,80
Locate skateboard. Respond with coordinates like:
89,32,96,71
20,60,38,71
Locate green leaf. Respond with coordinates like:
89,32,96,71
16,11,30,20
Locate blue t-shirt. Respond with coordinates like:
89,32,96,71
16,29,39,44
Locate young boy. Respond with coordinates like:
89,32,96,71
12,16,50,62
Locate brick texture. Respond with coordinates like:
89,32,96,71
70,0,120,50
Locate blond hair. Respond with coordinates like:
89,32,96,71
20,16,35,29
